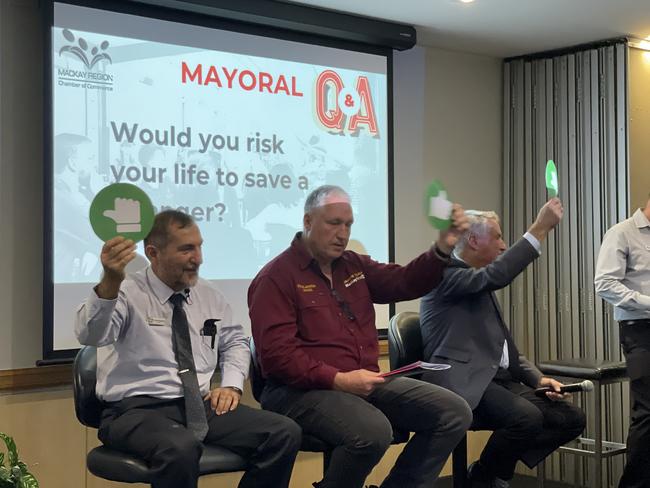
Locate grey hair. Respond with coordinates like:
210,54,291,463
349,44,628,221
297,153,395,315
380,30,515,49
144,210,195,250
304,185,350,214
455,210,500,256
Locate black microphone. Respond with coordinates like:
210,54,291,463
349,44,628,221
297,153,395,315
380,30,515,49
534,379,594,397
184,288,192,304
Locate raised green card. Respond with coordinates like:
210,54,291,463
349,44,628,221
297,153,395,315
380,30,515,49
89,183,155,242
425,180,452,230
546,160,558,198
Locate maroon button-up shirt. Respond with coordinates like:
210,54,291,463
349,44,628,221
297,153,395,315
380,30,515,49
248,233,449,389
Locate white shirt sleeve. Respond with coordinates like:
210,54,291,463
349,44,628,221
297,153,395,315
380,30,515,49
74,288,127,346
523,232,542,255
216,303,250,391
595,227,650,312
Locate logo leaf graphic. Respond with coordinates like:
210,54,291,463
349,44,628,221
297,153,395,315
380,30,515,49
59,45,91,69
59,29,112,70
89,53,113,69
62,28,75,42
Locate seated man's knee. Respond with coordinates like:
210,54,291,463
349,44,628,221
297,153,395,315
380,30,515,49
563,404,587,438
508,404,544,438
270,415,302,454
431,388,472,436
155,433,202,467
450,392,473,434
347,412,392,456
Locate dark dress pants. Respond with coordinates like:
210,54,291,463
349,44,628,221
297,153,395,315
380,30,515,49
618,322,650,488
98,396,301,488
471,380,586,481
261,376,472,488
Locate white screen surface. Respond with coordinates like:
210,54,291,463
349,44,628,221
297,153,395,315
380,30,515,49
50,3,389,352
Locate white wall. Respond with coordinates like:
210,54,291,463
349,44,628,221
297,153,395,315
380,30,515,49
629,48,650,210
0,0,503,369
393,46,503,314
0,0,44,370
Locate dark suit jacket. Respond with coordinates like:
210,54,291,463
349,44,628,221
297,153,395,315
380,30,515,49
419,237,543,409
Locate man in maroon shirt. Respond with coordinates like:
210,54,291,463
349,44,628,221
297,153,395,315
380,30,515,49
249,185,473,488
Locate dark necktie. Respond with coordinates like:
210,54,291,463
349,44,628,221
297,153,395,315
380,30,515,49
169,293,209,441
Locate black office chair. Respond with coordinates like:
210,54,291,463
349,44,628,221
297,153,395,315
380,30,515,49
388,311,470,488
248,338,409,475
72,345,248,484
248,339,335,470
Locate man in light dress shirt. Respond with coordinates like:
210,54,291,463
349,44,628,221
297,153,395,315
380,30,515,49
75,210,301,488
595,195,650,488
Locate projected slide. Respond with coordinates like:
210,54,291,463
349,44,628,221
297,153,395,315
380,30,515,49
50,3,389,351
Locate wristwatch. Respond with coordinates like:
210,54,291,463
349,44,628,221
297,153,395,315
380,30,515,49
226,386,243,395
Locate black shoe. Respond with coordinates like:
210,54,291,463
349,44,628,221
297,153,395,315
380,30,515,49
467,462,490,488
492,478,509,488
467,463,511,488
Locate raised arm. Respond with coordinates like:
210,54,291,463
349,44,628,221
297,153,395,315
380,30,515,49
439,198,563,298
74,237,136,346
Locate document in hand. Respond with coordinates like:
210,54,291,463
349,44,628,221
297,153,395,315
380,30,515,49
379,361,451,378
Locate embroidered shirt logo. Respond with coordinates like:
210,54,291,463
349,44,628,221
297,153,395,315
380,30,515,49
344,272,365,288
297,283,317,292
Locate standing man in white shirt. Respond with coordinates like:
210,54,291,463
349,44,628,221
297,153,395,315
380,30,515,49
75,210,301,488
595,195,650,488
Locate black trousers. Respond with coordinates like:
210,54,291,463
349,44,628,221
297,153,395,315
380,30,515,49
98,396,301,488
261,376,472,488
471,380,586,480
618,322,650,488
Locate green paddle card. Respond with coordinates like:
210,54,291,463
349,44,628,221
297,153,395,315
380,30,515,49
89,183,155,242
545,160,558,198
425,180,452,230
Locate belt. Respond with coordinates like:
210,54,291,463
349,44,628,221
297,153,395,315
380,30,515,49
619,320,650,327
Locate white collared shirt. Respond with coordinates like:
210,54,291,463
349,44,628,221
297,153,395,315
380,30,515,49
595,208,650,321
75,267,249,402
453,232,541,369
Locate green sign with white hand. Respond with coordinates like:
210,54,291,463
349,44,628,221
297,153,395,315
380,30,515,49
546,160,558,198
89,183,155,242
425,180,452,230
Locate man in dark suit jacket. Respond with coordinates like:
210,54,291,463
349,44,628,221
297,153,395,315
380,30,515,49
420,198,585,488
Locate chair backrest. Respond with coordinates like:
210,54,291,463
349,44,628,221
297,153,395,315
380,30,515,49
248,338,265,403
73,345,104,428
388,312,423,370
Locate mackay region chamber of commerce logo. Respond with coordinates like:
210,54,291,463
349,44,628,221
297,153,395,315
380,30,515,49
56,28,114,91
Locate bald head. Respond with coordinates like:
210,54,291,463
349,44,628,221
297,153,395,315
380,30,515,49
304,185,351,215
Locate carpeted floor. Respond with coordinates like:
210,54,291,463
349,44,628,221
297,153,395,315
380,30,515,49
436,474,572,488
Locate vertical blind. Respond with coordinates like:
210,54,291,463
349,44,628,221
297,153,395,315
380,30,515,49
503,40,628,486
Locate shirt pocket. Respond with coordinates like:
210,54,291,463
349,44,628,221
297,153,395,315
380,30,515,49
193,330,217,374
346,288,373,319
296,293,333,342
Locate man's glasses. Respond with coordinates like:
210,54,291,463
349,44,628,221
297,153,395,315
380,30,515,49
331,288,356,321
